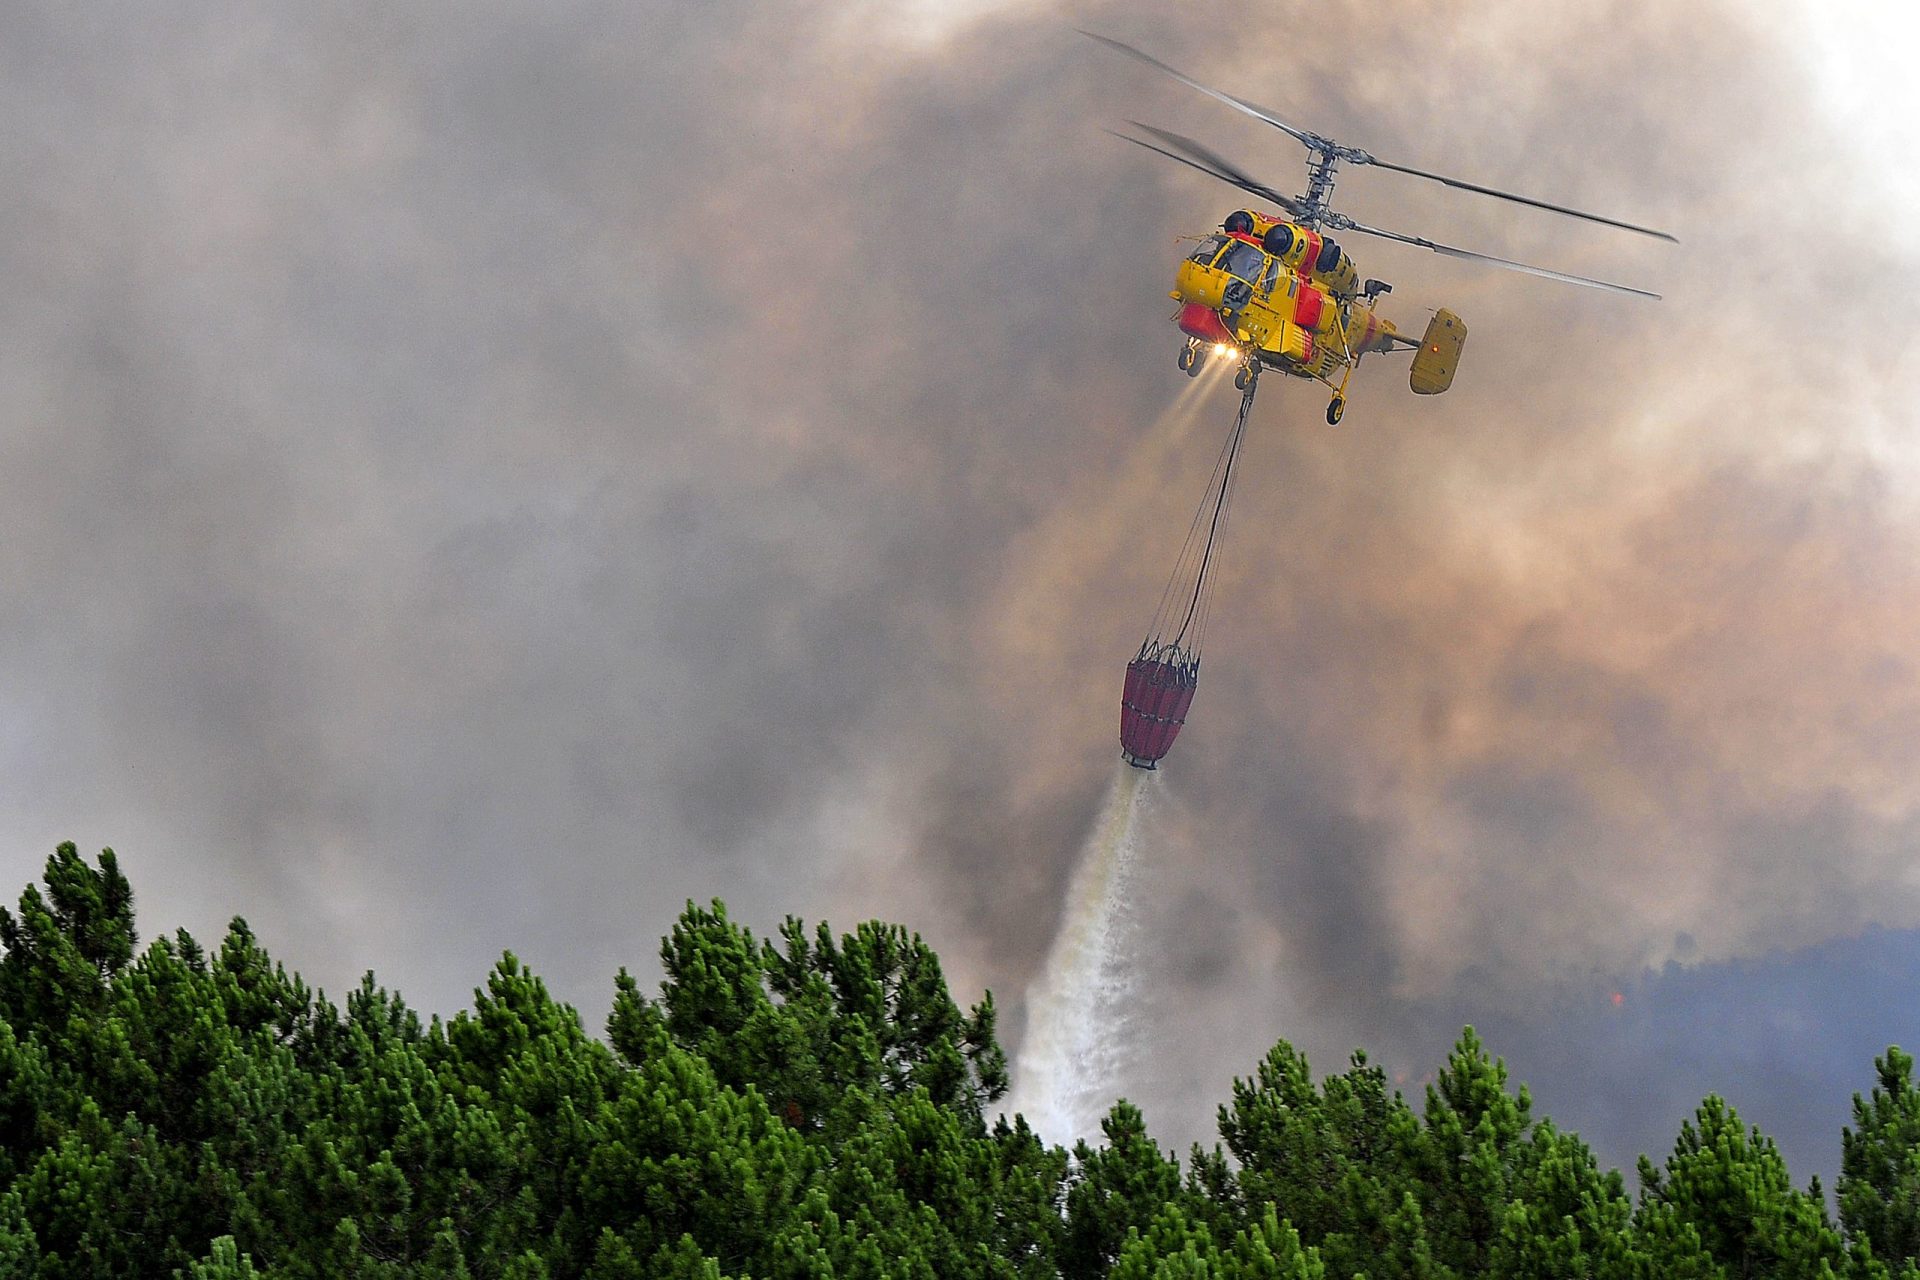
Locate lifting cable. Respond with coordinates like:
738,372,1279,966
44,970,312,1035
1140,377,1258,666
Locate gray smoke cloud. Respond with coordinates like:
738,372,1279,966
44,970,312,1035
4,0,1918,1181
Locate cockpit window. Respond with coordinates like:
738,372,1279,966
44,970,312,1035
1186,236,1227,265
1218,241,1266,288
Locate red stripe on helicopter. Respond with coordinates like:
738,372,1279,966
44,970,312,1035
1293,287,1324,329
1176,303,1235,344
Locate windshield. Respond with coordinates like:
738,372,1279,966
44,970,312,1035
1218,241,1266,287
1186,236,1227,265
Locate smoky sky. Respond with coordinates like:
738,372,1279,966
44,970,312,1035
5,0,1920,1187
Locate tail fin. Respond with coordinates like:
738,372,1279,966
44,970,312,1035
1410,309,1467,395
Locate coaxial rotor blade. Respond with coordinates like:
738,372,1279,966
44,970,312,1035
1356,156,1677,242
1081,30,1320,149
1082,30,1673,244
1331,215,1662,300
1112,123,1306,217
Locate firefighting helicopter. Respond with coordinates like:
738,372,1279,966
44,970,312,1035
1087,32,1675,424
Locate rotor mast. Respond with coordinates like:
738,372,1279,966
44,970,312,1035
1296,132,1391,231
1296,142,1340,230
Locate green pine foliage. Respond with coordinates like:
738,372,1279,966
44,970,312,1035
0,843,1914,1277
1841,1047,1920,1275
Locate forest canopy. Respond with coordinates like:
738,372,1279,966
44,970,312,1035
3,843,1918,1279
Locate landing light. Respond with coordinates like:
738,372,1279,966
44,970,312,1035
1213,344,1229,357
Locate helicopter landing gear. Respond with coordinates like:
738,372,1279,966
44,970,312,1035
1326,395,1345,425
1234,361,1259,392
1179,340,1202,377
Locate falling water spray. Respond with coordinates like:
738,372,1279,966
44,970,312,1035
1001,371,1229,1144
1007,762,1153,1145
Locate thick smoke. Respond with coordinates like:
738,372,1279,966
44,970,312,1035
3,0,1918,1179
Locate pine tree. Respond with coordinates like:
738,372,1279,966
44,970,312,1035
641,902,1007,1139
5,846,1906,1280
1636,1094,1845,1279
1405,1028,1534,1275
180,1236,265,1279
1218,1041,1408,1255
1842,1047,1920,1270
1108,1204,1222,1279
0,844,135,1032
1485,1121,1638,1280
1224,1206,1325,1280
1063,1101,1189,1279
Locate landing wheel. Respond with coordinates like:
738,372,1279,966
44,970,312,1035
1177,343,1196,372
1326,396,1345,425
1234,363,1256,391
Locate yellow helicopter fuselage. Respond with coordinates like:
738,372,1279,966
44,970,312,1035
1171,210,1466,408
